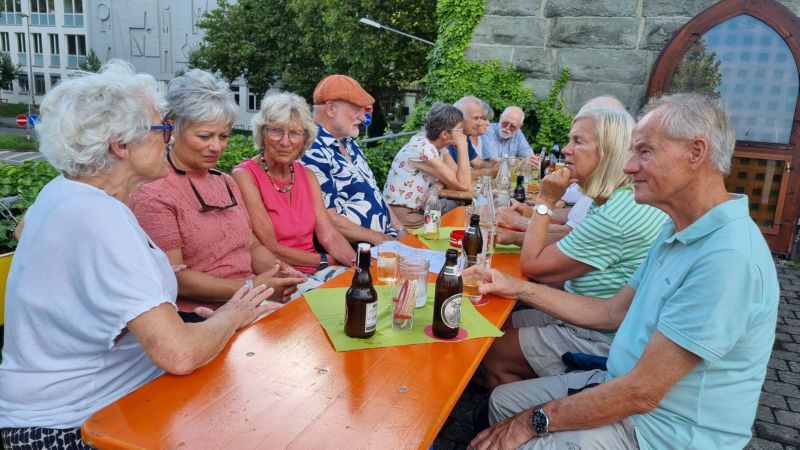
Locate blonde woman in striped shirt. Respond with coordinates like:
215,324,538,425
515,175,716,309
482,106,667,390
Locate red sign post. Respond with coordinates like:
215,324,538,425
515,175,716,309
16,114,27,127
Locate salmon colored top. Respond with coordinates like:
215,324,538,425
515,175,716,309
131,165,253,312
236,159,317,274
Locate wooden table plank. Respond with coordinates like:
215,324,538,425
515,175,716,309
82,207,521,450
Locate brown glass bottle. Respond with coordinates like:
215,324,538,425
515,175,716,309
433,249,463,339
513,175,526,204
344,243,378,338
461,213,483,264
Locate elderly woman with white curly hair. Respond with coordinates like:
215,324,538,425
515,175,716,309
0,60,278,449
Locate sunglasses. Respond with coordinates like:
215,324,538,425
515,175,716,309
166,149,238,213
150,121,174,144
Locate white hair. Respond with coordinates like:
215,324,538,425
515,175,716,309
166,69,238,134
252,92,318,154
37,59,165,177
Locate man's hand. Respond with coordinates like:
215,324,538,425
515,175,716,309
461,265,522,299
469,409,536,450
526,154,541,170
507,198,532,216
538,167,574,206
496,206,527,231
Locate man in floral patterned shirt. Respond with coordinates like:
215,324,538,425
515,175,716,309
301,75,403,246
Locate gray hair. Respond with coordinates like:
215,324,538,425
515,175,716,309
454,95,483,115
252,92,318,154
37,59,165,177
641,93,735,175
481,99,494,121
425,102,463,141
166,69,238,135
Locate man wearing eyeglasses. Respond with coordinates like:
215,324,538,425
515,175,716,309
480,106,535,163
301,75,405,246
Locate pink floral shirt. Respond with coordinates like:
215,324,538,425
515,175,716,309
382,132,441,210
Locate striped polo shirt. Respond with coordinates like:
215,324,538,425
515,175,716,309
557,185,667,298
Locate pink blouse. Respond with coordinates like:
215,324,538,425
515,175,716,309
236,159,317,274
131,165,253,312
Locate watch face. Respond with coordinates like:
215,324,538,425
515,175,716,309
536,204,550,215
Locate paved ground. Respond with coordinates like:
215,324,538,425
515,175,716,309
434,259,800,449
2,149,799,448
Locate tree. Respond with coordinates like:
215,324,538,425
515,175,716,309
191,0,437,134
667,39,722,97
0,53,19,102
79,49,102,72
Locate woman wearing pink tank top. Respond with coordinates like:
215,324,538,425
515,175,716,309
233,92,354,278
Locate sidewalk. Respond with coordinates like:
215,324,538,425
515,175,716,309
434,259,800,449
0,149,45,165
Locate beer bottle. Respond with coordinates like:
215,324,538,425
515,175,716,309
433,249,463,339
512,175,526,204
461,213,483,264
345,243,378,338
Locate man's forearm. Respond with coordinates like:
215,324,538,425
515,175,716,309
327,209,389,245
516,282,620,332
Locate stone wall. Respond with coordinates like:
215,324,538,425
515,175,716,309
468,0,800,113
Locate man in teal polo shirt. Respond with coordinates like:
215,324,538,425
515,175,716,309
469,93,778,449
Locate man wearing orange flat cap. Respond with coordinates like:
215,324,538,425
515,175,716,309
301,75,405,247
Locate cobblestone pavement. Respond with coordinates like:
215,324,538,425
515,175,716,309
435,259,800,449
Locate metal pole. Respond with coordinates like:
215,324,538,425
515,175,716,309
21,12,33,140
358,17,435,46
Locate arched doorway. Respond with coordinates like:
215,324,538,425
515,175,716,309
647,0,800,256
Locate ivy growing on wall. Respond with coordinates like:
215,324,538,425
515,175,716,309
364,0,574,188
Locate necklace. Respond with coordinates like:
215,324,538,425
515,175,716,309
260,154,295,193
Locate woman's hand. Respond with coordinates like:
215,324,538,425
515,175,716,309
254,263,306,302
496,206,528,231
538,167,574,206
194,284,278,331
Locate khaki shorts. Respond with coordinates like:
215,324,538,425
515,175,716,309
389,204,424,229
513,309,613,377
489,370,639,449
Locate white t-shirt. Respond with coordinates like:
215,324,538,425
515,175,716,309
0,176,177,428
566,195,594,229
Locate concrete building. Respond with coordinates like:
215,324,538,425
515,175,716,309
0,0,258,127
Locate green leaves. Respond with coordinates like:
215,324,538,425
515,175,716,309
0,160,59,252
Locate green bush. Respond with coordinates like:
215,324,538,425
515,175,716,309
0,102,37,118
0,160,59,252
215,134,258,173
0,133,39,151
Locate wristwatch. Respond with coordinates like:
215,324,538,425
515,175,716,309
317,253,329,271
535,203,553,217
529,407,549,436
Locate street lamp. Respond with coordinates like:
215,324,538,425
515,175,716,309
18,12,34,140
358,17,434,46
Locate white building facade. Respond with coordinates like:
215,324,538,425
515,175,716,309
0,0,258,127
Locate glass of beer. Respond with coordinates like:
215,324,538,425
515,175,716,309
461,255,488,306
376,241,400,284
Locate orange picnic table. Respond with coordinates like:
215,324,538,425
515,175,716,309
81,207,522,449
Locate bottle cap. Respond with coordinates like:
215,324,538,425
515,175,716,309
358,242,371,252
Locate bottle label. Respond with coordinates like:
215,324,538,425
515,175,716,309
423,210,441,235
365,301,377,333
440,294,462,329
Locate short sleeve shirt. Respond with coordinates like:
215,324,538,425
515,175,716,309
301,125,397,237
131,166,254,311
607,194,779,449
382,132,441,209
0,176,176,428
557,186,667,298
447,138,479,163
479,123,534,159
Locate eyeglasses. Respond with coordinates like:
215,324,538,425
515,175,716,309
264,127,307,144
150,122,174,144
166,149,238,213
448,128,464,134
500,121,521,132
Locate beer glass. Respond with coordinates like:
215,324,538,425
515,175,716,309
376,241,400,284
461,254,487,305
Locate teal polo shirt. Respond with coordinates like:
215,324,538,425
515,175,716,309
606,194,778,449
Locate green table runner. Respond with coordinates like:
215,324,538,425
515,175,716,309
304,283,503,352
413,227,521,254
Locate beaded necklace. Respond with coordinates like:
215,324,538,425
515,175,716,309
260,154,295,193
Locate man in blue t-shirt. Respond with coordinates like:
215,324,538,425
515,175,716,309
469,93,778,450
448,96,495,169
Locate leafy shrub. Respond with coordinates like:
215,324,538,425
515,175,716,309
0,160,59,252
0,134,39,151
215,134,258,173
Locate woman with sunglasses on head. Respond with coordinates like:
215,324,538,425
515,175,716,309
232,92,354,290
131,69,305,322
0,60,279,449
382,102,472,228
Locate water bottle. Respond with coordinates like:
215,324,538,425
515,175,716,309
494,153,511,208
473,176,496,268
423,188,442,240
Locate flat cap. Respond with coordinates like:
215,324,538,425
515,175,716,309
313,74,375,107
